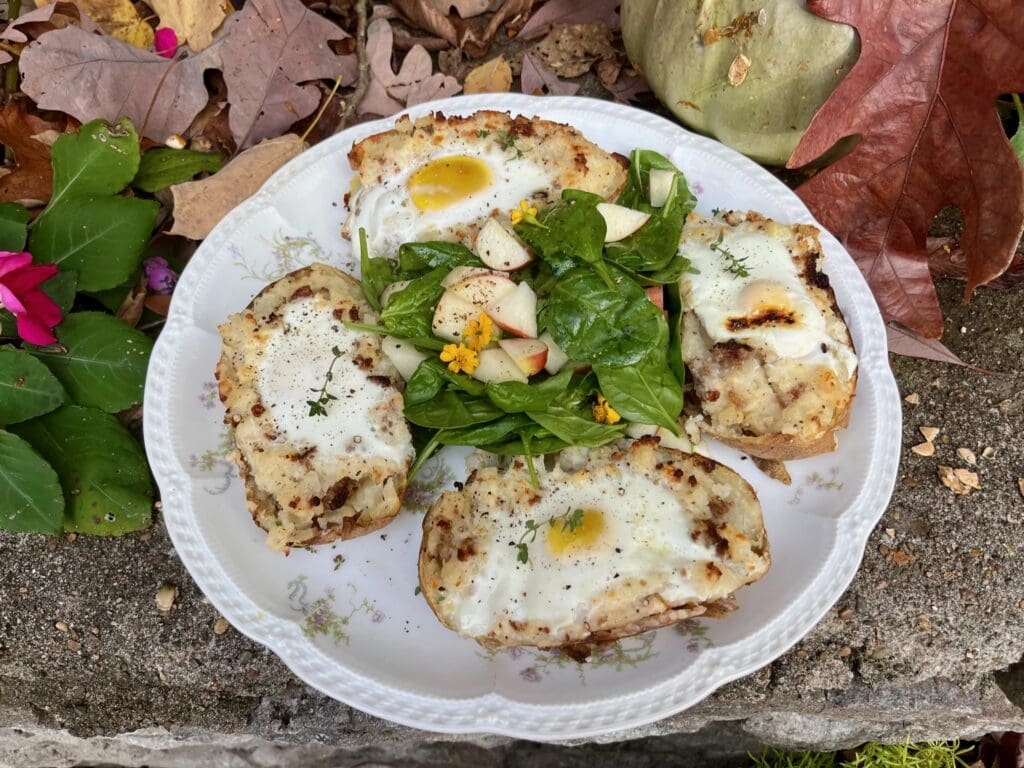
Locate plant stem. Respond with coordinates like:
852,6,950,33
334,0,369,133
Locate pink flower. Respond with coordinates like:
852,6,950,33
0,252,62,346
144,257,178,294
154,27,178,58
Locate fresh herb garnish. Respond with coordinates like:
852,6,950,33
515,507,587,564
306,345,343,417
712,207,726,217
333,554,345,570
414,586,422,596
710,232,750,278
477,128,526,159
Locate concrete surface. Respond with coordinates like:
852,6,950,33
1,276,1022,767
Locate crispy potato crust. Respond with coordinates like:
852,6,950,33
680,211,858,461
418,438,770,656
216,263,412,551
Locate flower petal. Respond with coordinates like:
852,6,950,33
21,289,62,327
16,312,57,346
0,284,26,314
2,262,58,294
0,252,33,280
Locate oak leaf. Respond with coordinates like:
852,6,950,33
0,1,99,64
213,0,356,148
517,0,619,41
19,26,217,144
788,0,1024,338
168,134,304,240
520,51,579,96
148,0,231,51
39,0,153,47
0,102,62,205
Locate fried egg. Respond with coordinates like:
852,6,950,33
217,264,413,551
344,111,628,260
419,439,770,650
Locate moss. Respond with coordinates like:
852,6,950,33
751,740,972,768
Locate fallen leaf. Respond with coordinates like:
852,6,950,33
463,55,512,94
532,22,616,78
595,55,620,87
520,51,579,96
788,1,1024,338
885,323,989,372
928,235,1024,291
0,1,98,64
405,72,463,106
40,0,153,47
392,0,461,47
0,101,60,205
517,0,619,40
20,26,218,144
360,19,459,116
727,53,751,87
149,0,230,51
601,72,650,104
168,134,304,240
428,0,502,17
471,0,533,56
115,275,148,327
214,0,356,148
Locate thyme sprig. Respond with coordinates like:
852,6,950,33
516,508,586,564
710,232,750,278
477,128,527,159
307,345,343,417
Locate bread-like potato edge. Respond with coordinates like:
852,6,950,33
417,437,770,657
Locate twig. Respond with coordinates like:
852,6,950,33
334,0,370,134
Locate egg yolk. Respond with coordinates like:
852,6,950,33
407,155,493,211
546,509,605,557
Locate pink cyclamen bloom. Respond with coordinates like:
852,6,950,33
154,27,178,58
0,252,62,346
144,256,178,294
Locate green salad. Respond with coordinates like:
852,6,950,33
348,149,697,485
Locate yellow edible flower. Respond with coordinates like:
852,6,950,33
440,343,479,375
462,312,494,352
510,198,538,225
593,394,621,425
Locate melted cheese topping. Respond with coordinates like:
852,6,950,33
450,472,715,637
680,231,857,379
256,298,408,467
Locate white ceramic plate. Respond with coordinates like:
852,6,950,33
144,95,901,741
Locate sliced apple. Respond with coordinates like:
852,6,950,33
538,331,568,375
485,281,537,339
648,168,676,207
596,202,651,243
626,422,689,451
380,279,410,307
431,291,478,342
381,336,427,381
449,272,517,310
472,347,528,384
498,338,548,376
475,218,533,271
645,285,665,311
441,265,493,288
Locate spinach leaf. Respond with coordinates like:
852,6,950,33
605,150,696,275
480,424,569,456
484,368,573,413
380,267,446,339
541,265,665,366
404,358,484,405
404,391,504,429
437,413,533,446
398,241,483,272
514,190,610,283
344,322,446,351
594,352,683,435
358,228,397,312
527,406,625,447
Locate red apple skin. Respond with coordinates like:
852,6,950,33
499,338,548,376
645,285,665,311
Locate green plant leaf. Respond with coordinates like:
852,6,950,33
43,118,141,212
404,391,503,429
527,405,626,447
404,357,484,405
0,430,64,534
435,413,533,446
397,241,483,272
0,346,66,423
484,368,573,413
1012,94,1024,166
359,227,396,312
29,196,159,291
514,190,609,280
380,267,447,340
132,147,223,193
594,352,683,435
28,312,153,413
10,405,152,534
0,202,29,251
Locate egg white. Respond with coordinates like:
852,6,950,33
347,142,557,260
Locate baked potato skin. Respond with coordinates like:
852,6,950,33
680,211,858,461
216,263,412,551
418,437,770,656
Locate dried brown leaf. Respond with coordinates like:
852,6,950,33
595,55,620,87
145,294,173,316
520,51,579,96
928,236,1024,291
149,0,231,51
40,0,154,47
471,0,533,56
405,72,462,106
517,0,619,40
532,22,616,78
20,26,218,144
0,101,61,205
428,0,502,17
392,0,460,46
885,323,989,372
115,275,148,327
463,55,512,94
601,72,650,104
168,134,304,240
0,2,98,64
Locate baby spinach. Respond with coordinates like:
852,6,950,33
484,369,573,413
404,358,484,405
480,424,569,457
379,267,446,340
594,352,683,435
514,190,611,284
358,228,397,312
398,241,483,272
404,391,504,429
527,406,626,448
541,265,666,367
436,414,533,446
